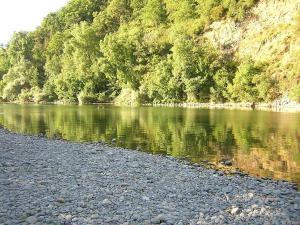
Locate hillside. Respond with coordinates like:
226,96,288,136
0,0,299,105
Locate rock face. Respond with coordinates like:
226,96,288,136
204,0,300,60
204,0,300,102
0,128,299,225
204,20,242,51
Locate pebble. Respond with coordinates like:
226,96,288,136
56,198,65,203
0,129,299,225
25,216,38,224
142,196,150,201
102,199,112,205
230,207,240,215
222,186,233,193
150,214,167,224
64,214,72,220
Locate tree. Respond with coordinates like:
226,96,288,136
1,59,38,101
7,32,34,65
172,37,215,102
229,59,262,102
210,68,233,103
165,0,196,23
2,0,291,104
141,0,167,27
141,56,178,103
0,48,10,79
100,25,144,90
3,59,39,88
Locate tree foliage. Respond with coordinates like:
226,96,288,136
0,0,293,104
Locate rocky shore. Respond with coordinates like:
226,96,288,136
0,128,299,225
143,99,300,113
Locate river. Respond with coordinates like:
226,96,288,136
0,103,299,185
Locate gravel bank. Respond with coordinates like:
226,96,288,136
0,129,299,225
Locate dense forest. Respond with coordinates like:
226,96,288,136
0,0,299,104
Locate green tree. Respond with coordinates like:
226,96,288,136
141,0,167,27
0,48,10,79
172,37,215,102
229,59,262,102
100,25,144,90
7,32,34,65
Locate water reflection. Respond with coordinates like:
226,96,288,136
0,104,299,185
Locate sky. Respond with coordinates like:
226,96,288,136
0,0,70,45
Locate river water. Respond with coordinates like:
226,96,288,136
0,104,299,185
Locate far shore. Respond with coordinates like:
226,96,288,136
1,100,300,112
144,101,300,112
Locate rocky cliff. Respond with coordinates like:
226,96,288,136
205,0,300,97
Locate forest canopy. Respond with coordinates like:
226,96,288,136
0,0,299,104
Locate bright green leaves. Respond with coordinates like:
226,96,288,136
1,0,292,104
165,0,196,23
229,60,261,102
7,32,34,65
141,56,176,103
141,0,167,27
53,22,106,102
172,37,220,102
0,48,10,79
228,59,279,102
1,59,39,101
100,25,144,90
210,68,233,103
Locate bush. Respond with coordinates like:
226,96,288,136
97,92,109,103
229,60,262,102
210,68,234,103
33,90,49,103
210,5,224,21
114,88,141,106
289,85,300,102
43,81,58,102
77,91,98,105
18,89,33,103
2,77,29,102
252,72,280,102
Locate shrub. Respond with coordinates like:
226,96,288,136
77,91,98,105
43,81,58,102
229,59,262,102
210,68,234,103
97,92,108,103
253,72,280,102
289,85,300,102
210,5,224,21
2,77,29,102
33,90,49,103
18,89,33,103
114,88,141,106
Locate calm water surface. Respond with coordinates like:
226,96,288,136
1,104,300,185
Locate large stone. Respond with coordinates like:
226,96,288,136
222,186,233,194
56,197,65,203
231,207,240,215
150,214,167,224
102,199,112,205
25,216,38,224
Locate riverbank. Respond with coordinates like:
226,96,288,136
143,100,300,113
2,99,300,112
1,128,299,224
